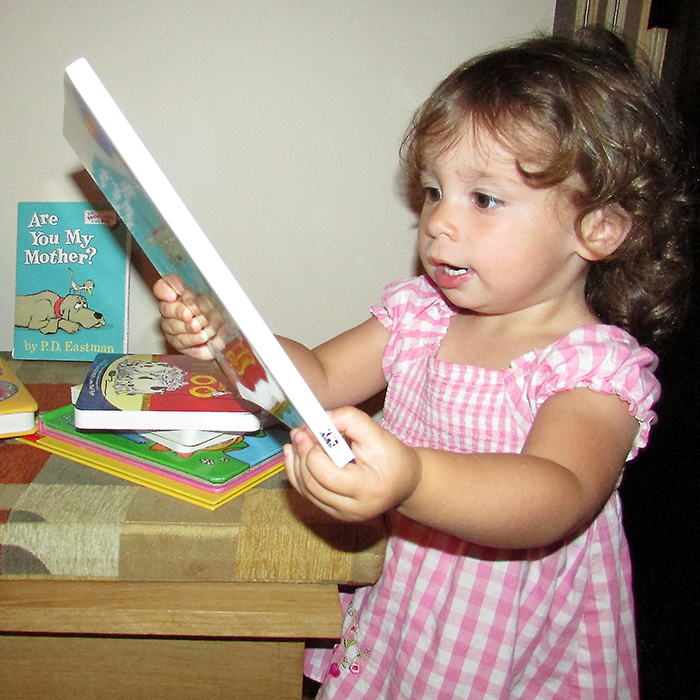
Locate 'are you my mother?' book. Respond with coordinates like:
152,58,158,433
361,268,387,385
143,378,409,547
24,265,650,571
73,353,261,433
14,202,130,362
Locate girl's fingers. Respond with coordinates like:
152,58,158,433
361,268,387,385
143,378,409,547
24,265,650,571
153,277,178,302
153,276,215,360
283,443,298,488
284,429,348,516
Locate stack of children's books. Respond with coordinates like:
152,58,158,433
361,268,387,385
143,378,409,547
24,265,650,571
18,353,288,510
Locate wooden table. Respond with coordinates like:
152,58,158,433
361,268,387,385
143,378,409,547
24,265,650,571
0,355,385,699
0,580,340,699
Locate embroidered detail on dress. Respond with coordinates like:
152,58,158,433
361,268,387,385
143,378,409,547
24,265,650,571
332,601,371,676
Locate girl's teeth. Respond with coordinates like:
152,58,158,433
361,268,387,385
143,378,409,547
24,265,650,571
444,266,469,276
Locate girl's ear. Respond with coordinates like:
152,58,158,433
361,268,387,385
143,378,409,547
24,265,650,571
577,207,632,261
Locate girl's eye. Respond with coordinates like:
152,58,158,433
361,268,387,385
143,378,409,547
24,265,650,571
423,186,442,203
473,192,502,209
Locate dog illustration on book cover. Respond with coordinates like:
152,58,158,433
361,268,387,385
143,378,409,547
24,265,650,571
15,290,106,335
15,267,106,335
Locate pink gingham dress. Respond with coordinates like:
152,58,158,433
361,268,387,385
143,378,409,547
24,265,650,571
306,276,660,699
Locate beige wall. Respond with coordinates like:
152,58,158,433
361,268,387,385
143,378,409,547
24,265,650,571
1,0,555,352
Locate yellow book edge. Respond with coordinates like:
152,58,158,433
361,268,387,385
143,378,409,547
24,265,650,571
17,433,284,510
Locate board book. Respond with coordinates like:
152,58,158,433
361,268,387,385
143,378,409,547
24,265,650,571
63,57,354,467
0,356,38,438
19,405,287,509
14,201,130,361
73,352,260,432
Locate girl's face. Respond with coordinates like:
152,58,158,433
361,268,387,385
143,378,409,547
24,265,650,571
417,127,592,322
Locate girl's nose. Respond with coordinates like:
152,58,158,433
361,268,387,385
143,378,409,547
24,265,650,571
425,201,460,241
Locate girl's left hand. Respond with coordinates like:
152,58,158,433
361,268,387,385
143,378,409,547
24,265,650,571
283,406,421,522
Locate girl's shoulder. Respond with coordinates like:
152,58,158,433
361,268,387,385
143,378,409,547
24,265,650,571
372,276,454,334
516,324,661,457
525,324,659,375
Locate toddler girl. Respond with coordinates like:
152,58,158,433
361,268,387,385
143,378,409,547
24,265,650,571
155,28,692,700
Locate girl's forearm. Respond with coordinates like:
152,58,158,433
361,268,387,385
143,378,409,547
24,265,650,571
397,449,611,549
276,336,335,406
277,318,389,410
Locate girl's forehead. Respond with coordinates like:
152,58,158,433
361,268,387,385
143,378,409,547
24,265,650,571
425,125,533,172
424,117,562,179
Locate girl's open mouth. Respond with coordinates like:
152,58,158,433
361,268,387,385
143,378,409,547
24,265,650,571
433,264,473,289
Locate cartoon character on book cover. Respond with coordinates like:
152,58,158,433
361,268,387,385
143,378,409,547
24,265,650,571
87,354,242,414
14,202,130,361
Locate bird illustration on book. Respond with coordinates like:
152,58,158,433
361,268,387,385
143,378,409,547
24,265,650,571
68,268,95,296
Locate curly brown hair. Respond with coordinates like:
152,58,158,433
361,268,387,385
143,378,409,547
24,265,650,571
401,27,694,348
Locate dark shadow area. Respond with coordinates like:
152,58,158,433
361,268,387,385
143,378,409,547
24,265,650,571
619,2,700,698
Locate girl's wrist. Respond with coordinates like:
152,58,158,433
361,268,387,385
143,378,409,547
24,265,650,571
396,445,423,513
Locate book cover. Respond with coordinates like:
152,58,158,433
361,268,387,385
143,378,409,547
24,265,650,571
0,356,38,438
40,404,287,486
73,353,261,432
63,57,354,467
14,201,130,361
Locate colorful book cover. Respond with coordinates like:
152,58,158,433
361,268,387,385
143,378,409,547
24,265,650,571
14,201,130,361
41,404,287,485
0,355,38,438
73,353,261,432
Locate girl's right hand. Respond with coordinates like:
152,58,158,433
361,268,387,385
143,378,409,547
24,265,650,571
153,276,216,360
284,406,422,523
